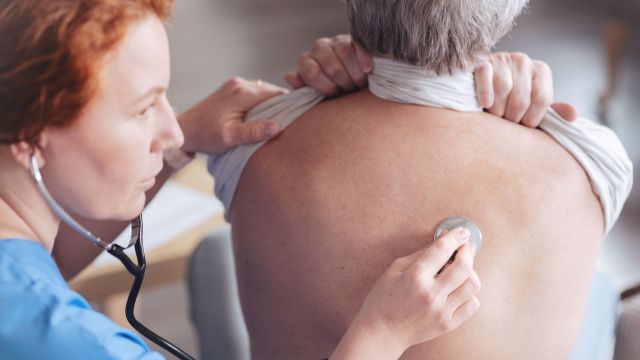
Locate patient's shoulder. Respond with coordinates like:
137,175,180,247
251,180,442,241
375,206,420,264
237,90,601,232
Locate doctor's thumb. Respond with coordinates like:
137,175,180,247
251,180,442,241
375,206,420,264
228,120,281,147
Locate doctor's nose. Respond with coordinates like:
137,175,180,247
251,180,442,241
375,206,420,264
151,97,184,153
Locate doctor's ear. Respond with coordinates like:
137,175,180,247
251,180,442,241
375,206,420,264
9,136,47,170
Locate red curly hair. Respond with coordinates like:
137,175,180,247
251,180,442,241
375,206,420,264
0,0,173,144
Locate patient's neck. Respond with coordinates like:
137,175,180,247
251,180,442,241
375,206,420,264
368,57,482,112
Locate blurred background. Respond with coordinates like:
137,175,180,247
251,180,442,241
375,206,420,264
72,0,640,358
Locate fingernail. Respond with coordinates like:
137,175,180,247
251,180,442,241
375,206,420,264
470,243,478,254
457,227,470,239
265,123,279,137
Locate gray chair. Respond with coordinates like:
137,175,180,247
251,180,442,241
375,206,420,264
187,226,250,360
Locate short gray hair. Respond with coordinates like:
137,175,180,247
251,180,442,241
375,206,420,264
346,0,528,74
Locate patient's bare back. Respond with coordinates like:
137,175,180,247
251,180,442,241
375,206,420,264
231,90,603,359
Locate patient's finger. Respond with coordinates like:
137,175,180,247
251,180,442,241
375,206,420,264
354,41,374,74
474,61,494,108
299,54,340,96
487,53,513,118
225,120,280,147
436,243,475,294
409,228,470,276
285,71,305,90
451,296,480,329
446,270,481,311
520,61,553,127
551,102,578,122
503,53,533,123
332,35,367,88
310,38,357,92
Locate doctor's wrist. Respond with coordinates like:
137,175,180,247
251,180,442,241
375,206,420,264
330,315,406,360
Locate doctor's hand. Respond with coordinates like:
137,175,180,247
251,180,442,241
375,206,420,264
178,77,287,155
330,228,480,360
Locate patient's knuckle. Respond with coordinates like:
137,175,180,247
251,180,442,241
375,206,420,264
533,60,552,77
509,97,529,112
229,76,244,86
324,61,343,77
531,87,551,108
491,51,510,65
510,52,530,66
333,34,351,44
312,38,331,52
335,43,353,61
227,80,252,96
235,85,252,97
298,51,311,68
224,77,244,90
494,77,513,98
301,61,321,81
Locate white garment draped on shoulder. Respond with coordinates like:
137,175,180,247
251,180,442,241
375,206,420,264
208,57,633,235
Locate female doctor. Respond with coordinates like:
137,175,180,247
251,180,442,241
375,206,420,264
0,0,575,359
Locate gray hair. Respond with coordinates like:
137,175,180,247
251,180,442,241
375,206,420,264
346,0,529,74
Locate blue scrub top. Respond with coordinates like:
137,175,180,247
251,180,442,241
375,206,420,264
0,239,164,360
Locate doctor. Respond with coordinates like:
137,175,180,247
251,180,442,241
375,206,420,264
0,0,575,359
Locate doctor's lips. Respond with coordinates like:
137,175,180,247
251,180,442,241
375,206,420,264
140,168,162,190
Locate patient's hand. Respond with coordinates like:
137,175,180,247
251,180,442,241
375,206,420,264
475,52,577,126
330,228,480,360
286,35,577,127
285,34,372,96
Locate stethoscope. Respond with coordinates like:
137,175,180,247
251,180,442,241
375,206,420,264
29,154,195,360
433,216,483,270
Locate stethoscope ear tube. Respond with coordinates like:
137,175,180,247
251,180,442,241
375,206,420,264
29,153,195,360
29,154,111,250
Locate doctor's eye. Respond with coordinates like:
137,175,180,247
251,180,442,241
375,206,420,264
137,103,155,118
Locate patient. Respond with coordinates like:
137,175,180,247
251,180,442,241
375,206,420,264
212,0,632,359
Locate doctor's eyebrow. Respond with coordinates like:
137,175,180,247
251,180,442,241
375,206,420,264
131,86,165,106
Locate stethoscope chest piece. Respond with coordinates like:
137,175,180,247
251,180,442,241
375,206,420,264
434,216,483,253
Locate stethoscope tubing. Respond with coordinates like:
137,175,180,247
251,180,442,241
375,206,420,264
29,154,195,360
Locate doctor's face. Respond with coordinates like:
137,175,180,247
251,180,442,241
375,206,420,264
39,15,183,221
